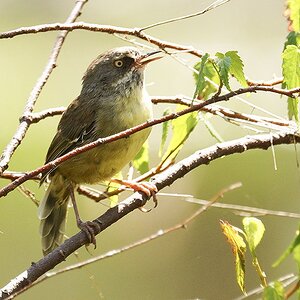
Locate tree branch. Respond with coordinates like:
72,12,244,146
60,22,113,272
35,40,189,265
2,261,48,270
0,85,299,198
0,0,88,175
152,96,295,129
5,182,240,299
30,107,66,123
0,22,202,57
0,130,299,299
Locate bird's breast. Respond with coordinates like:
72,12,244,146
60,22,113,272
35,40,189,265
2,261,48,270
59,85,153,184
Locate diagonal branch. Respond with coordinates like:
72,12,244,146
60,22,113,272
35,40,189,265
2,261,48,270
0,0,88,175
0,85,299,198
0,130,299,299
8,182,240,299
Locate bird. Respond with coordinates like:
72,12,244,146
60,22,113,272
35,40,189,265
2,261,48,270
38,46,161,255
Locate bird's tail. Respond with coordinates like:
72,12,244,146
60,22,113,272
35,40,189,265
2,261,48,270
38,174,69,256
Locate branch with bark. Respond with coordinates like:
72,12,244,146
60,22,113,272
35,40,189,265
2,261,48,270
0,1,299,299
1,85,299,199
1,130,298,299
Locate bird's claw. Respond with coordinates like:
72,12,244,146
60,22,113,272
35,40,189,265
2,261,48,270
78,220,101,248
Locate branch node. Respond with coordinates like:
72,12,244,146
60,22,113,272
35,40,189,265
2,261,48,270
19,114,33,124
133,27,142,34
182,223,187,229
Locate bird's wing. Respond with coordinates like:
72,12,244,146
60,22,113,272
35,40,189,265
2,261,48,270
41,97,96,181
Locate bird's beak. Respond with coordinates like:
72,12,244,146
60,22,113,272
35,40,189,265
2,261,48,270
138,50,163,66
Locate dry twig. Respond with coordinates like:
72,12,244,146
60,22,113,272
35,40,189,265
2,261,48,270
0,0,88,174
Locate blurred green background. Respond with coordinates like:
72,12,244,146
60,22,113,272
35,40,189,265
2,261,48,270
1,0,299,299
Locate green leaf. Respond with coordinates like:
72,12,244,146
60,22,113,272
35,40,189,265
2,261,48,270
263,282,285,300
243,217,265,254
194,55,219,100
287,0,300,32
226,51,248,87
220,220,247,294
284,31,300,49
133,141,149,174
283,45,300,88
288,97,299,122
282,45,300,121
161,105,198,164
214,51,247,90
273,225,300,267
216,52,231,90
193,53,210,99
159,109,171,157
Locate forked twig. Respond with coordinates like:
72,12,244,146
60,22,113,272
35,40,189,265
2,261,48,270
0,0,88,174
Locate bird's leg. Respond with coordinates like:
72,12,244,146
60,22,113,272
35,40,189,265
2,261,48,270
110,178,158,208
68,184,100,248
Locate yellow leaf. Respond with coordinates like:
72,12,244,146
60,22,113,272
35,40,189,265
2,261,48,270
220,220,247,294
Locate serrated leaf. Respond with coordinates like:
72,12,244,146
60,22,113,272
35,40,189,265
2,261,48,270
226,51,248,87
283,45,300,88
159,109,171,157
161,105,198,164
220,220,247,294
193,53,210,99
215,52,231,90
194,55,220,100
263,282,285,300
287,0,300,32
273,225,300,267
133,141,149,175
214,51,247,90
243,217,265,254
282,45,300,121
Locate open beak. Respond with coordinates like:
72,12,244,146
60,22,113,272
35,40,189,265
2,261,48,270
139,50,163,66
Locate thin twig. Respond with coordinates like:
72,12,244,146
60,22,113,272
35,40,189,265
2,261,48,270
139,0,232,31
0,182,240,299
151,96,295,130
234,273,297,300
186,198,300,219
17,185,39,206
247,77,283,86
30,107,66,123
0,171,40,181
0,22,202,57
0,0,88,175
21,94,299,132
285,280,300,299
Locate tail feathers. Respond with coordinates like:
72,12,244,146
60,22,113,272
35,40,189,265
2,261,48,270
39,179,69,256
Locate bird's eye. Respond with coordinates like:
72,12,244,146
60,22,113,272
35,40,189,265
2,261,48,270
114,59,124,68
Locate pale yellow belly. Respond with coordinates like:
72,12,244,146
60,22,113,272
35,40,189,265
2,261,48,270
58,127,150,184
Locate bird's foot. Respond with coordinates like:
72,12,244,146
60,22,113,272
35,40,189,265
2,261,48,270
77,219,101,248
111,178,158,210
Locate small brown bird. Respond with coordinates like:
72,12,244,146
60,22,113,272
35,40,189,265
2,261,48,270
39,46,161,255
